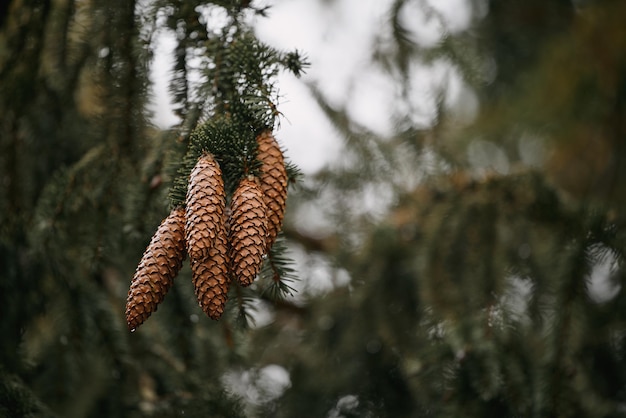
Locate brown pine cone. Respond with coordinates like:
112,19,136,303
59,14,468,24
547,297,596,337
125,207,186,331
192,222,230,320
185,153,226,262
257,130,288,251
229,177,268,287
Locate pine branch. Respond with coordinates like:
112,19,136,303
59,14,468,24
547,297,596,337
0,368,58,418
260,235,298,300
168,116,260,206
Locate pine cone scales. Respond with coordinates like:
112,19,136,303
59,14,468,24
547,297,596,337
185,153,226,262
229,177,268,287
257,130,288,250
126,137,293,326
192,224,230,320
125,207,186,331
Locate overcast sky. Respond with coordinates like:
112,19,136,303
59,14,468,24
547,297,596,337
149,0,473,174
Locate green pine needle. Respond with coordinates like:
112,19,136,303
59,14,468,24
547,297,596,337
260,235,299,300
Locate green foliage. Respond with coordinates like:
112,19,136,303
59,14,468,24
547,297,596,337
0,0,302,416
169,117,259,205
152,0,308,136
261,236,299,300
252,172,626,417
3,0,626,417
0,368,57,418
244,1,626,417
169,117,301,205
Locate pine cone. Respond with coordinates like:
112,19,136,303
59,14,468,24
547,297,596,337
229,177,268,287
192,222,230,320
257,130,288,250
185,153,226,262
125,207,186,331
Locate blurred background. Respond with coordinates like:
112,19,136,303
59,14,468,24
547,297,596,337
2,0,626,416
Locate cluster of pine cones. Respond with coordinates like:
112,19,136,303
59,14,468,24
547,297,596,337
125,131,288,331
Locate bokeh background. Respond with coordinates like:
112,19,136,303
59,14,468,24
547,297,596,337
2,0,626,417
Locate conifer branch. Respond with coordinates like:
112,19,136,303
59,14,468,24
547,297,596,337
260,236,298,300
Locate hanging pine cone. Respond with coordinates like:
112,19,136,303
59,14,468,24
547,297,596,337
257,130,288,251
125,207,186,331
185,153,226,262
192,221,230,320
229,176,268,287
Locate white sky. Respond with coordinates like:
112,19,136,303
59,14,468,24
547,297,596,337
148,0,473,174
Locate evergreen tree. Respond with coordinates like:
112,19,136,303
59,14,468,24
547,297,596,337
246,0,626,417
1,0,304,416
2,0,626,417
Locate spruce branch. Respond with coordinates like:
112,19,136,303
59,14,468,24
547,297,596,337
147,0,303,330
232,284,257,329
260,235,298,300
168,116,261,207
